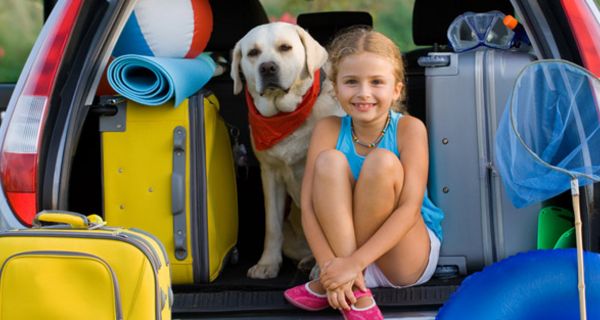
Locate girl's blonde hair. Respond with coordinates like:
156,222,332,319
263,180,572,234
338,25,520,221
327,26,406,113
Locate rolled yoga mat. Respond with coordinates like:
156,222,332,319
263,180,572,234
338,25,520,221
107,53,216,107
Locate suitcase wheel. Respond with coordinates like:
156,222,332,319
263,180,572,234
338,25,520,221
229,247,239,265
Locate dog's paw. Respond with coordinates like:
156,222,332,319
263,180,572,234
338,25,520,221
247,263,280,279
297,255,316,273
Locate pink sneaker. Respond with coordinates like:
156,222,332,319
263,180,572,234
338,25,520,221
284,281,329,311
341,289,384,320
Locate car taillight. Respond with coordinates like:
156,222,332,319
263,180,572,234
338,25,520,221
0,0,83,225
562,0,600,77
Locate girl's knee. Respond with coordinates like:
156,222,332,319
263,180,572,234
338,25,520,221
362,149,403,179
314,149,349,178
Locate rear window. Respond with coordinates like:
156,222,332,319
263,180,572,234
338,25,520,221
0,0,44,83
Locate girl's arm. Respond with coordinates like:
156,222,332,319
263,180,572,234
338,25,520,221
300,117,341,269
349,115,430,271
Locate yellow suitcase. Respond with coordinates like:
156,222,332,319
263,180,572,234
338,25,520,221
0,211,172,320
101,90,238,284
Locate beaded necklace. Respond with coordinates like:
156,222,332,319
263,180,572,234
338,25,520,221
350,111,391,148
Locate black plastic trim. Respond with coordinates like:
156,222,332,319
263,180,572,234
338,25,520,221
513,0,581,65
40,0,124,212
172,285,459,314
0,84,14,114
41,0,109,211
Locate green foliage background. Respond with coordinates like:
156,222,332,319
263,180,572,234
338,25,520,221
0,0,43,83
261,0,418,51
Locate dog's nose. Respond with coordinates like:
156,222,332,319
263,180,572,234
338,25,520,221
259,62,279,76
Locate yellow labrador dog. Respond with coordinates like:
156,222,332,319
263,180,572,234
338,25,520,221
231,22,344,279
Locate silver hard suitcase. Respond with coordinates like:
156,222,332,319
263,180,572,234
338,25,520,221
424,48,539,273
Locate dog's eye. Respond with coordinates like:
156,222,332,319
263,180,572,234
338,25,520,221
247,48,261,57
279,44,292,52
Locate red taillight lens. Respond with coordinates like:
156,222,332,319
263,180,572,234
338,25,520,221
0,94,47,225
0,0,82,226
562,0,600,77
0,153,37,219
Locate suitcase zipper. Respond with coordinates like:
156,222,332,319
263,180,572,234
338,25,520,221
1,230,164,319
111,230,162,268
0,250,124,320
93,230,166,320
110,231,167,319
2,230,162,270
129,227,171,266
189,92,209,283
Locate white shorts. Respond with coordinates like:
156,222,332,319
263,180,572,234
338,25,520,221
364,227,440,288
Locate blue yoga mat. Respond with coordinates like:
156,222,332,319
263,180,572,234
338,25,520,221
107,53,216,107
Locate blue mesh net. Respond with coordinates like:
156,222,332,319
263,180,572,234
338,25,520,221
495,60,600,208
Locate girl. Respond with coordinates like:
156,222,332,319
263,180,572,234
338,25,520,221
284,27,444,319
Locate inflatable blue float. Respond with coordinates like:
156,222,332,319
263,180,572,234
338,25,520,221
437,249,600,319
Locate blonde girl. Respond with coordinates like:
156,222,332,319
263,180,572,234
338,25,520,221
284,27,443,319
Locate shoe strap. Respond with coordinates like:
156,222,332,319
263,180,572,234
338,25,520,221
352,289,372,300
350,290,378,312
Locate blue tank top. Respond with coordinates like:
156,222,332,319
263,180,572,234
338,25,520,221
335,111,444,241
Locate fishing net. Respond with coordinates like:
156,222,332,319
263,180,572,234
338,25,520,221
495,60,600,208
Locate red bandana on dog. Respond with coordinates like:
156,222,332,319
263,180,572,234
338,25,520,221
245,69,321,151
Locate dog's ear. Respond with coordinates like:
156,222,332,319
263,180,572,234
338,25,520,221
230,40,244,95
295,25,328,81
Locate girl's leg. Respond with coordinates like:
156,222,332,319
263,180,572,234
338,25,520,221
353,149,431,287
309,149,356,292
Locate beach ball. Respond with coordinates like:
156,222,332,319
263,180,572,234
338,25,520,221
113,0,213,58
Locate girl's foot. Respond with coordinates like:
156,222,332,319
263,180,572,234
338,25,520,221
354,292,374,309
283,280,329,311
308,279,326,294
340,289,383,320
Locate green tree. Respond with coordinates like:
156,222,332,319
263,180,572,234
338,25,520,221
0,0,43,83
261,0,419,51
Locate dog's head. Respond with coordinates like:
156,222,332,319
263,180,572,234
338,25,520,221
231,22,327,105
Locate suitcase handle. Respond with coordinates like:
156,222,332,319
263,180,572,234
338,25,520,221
171,126,188,260
33,210,105,229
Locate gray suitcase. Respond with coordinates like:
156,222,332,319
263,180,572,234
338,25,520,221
423,48,539,274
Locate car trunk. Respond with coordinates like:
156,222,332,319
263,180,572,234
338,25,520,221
48,0,599,317
53,0,461,316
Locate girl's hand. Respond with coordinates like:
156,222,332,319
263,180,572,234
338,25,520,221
354,271,368,293
326,281,355,310
321,257,363,290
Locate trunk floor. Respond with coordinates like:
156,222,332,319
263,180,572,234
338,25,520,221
173,258,462,314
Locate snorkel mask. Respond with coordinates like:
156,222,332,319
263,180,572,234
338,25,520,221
447,11,515,52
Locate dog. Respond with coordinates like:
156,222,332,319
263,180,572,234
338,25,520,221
231,22,344,279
